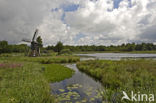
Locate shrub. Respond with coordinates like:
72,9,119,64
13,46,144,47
60,49,72,55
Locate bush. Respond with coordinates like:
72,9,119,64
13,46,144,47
60,49,72,55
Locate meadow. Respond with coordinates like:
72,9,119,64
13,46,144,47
0,54,79,103
77,59,156,102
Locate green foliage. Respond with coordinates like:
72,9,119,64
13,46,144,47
47,42,156,52
43,64,74,82
0,40,28,54
77,59,156,102
59,49,72,55
54,41,63,54
36,36,43,47
0,41,8,53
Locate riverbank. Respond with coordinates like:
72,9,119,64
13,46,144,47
77,59,156,102
0,55,79,103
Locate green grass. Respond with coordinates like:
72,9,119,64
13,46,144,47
43,64,74,82
0,62,54,103
77,59,156,102
0,55,80,64
0,54,77,103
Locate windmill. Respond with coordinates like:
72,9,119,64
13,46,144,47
22,29,41,57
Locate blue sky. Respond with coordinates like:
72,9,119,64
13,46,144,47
74,33,86,42
61,4,79,12
52,0,124,12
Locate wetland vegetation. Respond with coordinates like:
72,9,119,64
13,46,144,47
0,54,79,103
77,59,156,102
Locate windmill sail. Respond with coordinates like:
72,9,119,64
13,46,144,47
22,39,31,43
32,29,38,42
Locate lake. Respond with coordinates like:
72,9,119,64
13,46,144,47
77,53,156,60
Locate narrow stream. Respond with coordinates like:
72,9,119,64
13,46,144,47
50,64,103,103
51,53,156,102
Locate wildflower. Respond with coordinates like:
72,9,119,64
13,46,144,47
9,97,16,102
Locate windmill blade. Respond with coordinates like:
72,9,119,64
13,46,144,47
32,29,39,41
22,39,31,43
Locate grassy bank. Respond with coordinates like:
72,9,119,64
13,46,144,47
77,59,156,102
0,54,78,103
0,54,80,64
44,64,74,82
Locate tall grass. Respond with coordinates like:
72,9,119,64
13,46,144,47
0,62,54,103
0,54,77,103
77,59,156,102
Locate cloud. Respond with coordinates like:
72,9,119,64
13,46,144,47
63,0,156,45
0,0,156,45
0,0,52,43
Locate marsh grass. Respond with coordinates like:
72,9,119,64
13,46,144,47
0,54,77,103
43,64,74,82
0,62,55,103
40,56,80,64
0,55,80,64
77,59,156,102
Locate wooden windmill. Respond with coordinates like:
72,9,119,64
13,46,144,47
22,29,40,57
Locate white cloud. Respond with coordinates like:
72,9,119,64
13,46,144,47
0,0,156,45
64,0,156,45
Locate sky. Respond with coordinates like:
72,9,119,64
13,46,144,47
0,0,156,46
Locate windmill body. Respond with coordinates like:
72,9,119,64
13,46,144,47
22,29,41,57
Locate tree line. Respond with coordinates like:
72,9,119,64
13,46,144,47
0,40,28,54
46,42,156,52
1,40,156,54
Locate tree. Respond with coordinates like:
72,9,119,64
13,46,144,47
54,41,63,55
0,40,8,53
36,36,43,47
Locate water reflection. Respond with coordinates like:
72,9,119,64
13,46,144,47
51,64,103,103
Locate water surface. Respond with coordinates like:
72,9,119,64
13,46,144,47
77,53,156,60
51,64,103,103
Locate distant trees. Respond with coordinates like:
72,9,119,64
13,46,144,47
0,40,156,54
46,42,156,52
0,40,28,54
0,41,8,53
54,41,63,55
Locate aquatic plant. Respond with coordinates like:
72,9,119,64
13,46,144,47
77,59,156,102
